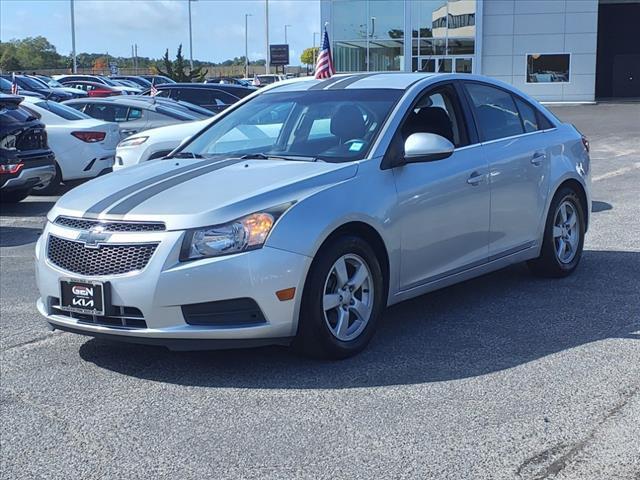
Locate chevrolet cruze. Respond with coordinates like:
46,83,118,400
36,73,591,359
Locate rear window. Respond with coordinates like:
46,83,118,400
34,100,91,120
156,106,197,120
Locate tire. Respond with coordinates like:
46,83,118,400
32,163,62,196
528,186,586,278
0,188,32,203
293,235,385,359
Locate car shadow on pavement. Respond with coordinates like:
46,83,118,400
0,226,42,247
0,200,56,217
78,249,639,389
592,200,613,213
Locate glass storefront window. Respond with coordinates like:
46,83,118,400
332,0,404,72
527,54,570,83
438,58,453,72
447,38,474,55
455,58,473,73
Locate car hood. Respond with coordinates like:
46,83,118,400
137,119,210,142
49,158,358,230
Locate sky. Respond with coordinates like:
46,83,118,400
0,0,321,64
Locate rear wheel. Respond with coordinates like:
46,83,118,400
294,235,385,359
32,163,62,196
0,188,32,203
528,187,585,277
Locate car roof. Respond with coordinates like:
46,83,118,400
64,97,154,108
155,83,254,91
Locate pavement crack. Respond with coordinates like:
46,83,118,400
1,331,59,353
517,386,640,479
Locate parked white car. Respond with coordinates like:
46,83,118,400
21,96,120,194
114,119,211,171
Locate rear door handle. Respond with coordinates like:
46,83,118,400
531,152,546,166
467,171,485,186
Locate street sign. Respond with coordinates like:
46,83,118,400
109,63,119,75
270,44,289,66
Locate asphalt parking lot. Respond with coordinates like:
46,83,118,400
1,103,639,479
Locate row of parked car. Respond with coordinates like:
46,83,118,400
1,74,259,201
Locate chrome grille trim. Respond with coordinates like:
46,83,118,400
54,216,166,232
47,235,158,276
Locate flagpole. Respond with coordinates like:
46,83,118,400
265,0,270,74
70,0,77,73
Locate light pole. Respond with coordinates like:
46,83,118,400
284,24,292,44
313,31,319,66
70,0,77,73
188,0,197,71
265,0,270,74
245,13,252,78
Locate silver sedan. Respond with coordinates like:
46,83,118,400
35,73,591,359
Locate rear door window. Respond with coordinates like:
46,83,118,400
513,97,539,133
84,104,128,122
464,83,524,141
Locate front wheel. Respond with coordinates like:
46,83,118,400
528,187,586,277
294,235,385,359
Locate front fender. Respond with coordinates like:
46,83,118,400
266,159,401,302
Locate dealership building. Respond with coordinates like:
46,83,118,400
320,0,640,102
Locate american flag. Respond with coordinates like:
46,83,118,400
252,74,261,87
150,79,158,96
10,73,19,95
315,28,335,79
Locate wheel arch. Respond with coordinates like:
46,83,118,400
553,177,590,232
307,221,391,306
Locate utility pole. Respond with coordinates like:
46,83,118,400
265,0,270,74
70,0,77,73
134,44,138,73
245,13,252,78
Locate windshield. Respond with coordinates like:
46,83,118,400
180,89,402,162
40,77,63,87
35,100,91,120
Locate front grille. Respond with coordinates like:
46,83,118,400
51,297,147,329
47,235,157,276
55,216,165,232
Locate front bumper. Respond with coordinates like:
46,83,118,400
36,222,312,348
1,164,56,191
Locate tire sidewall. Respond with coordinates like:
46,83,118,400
544,188,586,273
296,235,385,359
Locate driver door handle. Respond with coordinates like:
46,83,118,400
467,171,485,186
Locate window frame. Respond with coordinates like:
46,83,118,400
459,80,557,144
381,80,473,170
525,53,571,84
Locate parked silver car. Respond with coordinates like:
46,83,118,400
35,73,591,359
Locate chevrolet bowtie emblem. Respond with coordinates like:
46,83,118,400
77,225,111,248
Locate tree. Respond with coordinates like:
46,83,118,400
300,47,319,67
0,44,22,71
93,56,108,70
155,44,208,82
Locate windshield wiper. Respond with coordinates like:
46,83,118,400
168,152,205,159
240,153,317,162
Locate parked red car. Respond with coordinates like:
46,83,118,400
58,80,127,98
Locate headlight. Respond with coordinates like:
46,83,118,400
180,203,293,261
118,136,148,148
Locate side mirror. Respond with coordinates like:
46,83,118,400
404,133,454,163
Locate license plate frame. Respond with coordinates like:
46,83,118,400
59,278,106,316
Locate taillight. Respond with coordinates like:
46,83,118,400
581,135,590,153
0,163,24,174
71,131,106,143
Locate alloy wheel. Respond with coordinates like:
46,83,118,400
553,199,580,264
322,253,374,342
